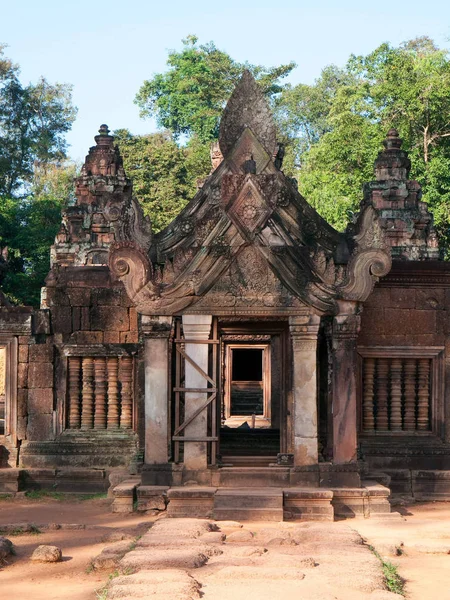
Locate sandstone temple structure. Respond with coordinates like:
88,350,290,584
0,72,448,519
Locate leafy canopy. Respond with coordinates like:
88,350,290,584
135,35,295,143
0,44,77,305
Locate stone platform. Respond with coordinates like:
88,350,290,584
112,478,393,521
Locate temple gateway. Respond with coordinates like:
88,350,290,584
1,72,448,519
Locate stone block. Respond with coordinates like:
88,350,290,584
416,289,445,310
51,306,72,334
72,307,81,331
364,287,391,310
17,389,27,417
0,469,20,492
129,308,138,331
33,310,51,334
293,437,318,467
16,417,27,440
67,288,91,306
28,388,53,414
136,485,168,512
91,306,129,332
104,331,120,343
28,362,53,388
412,470,450,500
81,306,90,329
29,343,53,363
219,467,290,487
93,288,123,306
390,288,416,309
27,414,54,441
283,488,334,521
120,331,138,343
18,363,28,388
33,309,50,335
18,344,29,363
167,487,216,518
69,331,103,344
331,488,369,518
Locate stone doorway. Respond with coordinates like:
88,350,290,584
219,323,286,464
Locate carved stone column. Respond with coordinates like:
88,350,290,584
142,316,172,464
289,314,320,466
182,315,212,471
332,300,361,464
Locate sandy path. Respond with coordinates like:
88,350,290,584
351,503,450,600
1,498,450,599
0,498,154,599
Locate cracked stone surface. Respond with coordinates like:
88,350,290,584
106,518,395,600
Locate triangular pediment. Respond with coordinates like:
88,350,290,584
110,72,391,316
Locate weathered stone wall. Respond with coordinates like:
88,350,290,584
359,280,447,347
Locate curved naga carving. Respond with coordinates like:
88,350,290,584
339,206,392,301
109,241,153,301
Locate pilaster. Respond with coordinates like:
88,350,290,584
181,315,212,471
289,314,320,466
142,315,172,464
332,300,361,464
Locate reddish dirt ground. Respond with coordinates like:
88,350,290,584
0,496,155,600
1,497,450,599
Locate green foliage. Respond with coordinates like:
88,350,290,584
0,44,77,306
0,162,79,306
289,37,450,241
135,35,295,143
114,128,210,232
370,545,405,595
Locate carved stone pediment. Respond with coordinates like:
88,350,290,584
109,72,392,316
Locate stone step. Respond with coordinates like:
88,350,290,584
220,455,277,467
0,468,20,493
213,488,283,521
215,488,283,509
219,467,289,487
214,508,282,521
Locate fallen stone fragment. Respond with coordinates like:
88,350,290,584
30,545,62,563
92,540,133,570
226,530,254,543
0,537,13,561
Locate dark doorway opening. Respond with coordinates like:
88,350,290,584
232,349,263,381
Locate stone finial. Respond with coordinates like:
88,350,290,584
361,128,440,260
374,128,411,181
219,70,277,159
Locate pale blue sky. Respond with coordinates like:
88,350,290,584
2,0,450,161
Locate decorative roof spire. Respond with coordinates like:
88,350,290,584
374,128,411,181
219,70,277,159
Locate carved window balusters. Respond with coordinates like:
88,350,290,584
67,356,134,430
361,356,432,432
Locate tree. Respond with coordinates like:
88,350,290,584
0,44,77,305
114,129,210,232
291,37,450,245
135,35,295,143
